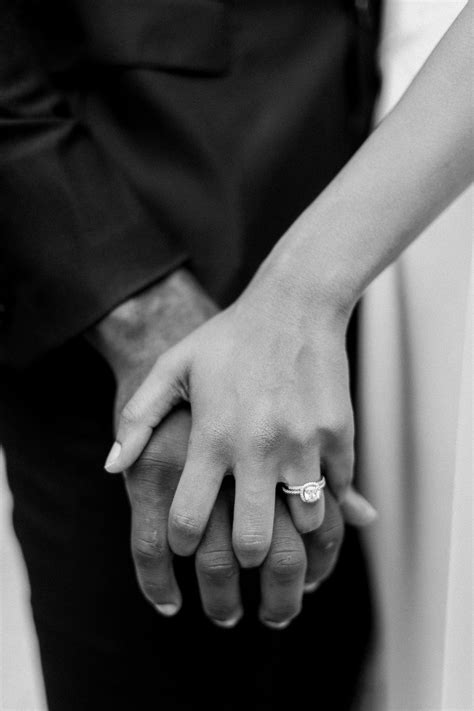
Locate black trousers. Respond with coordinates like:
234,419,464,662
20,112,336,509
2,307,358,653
0,321,373,711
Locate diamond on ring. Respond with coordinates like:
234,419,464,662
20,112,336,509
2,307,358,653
282,478,326,503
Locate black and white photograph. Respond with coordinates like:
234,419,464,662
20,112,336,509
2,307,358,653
0,1,472,709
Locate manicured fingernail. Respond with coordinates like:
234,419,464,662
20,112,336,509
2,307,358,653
304,581,320,594
104,442,122,472
262,619,291,630
155,603,179,617
212,616,241,629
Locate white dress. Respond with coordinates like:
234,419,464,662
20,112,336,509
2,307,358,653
358,2,472,709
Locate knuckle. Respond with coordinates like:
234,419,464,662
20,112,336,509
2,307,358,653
135,452,176,474
139,578,168,604
198,421,226,446
342,448,355,474
196,549,238,584
248,414,323,459
286,418,319,450
319,413,352,441
234,532,269,565
127,475,157,508
130,458,179,497
131,461,156,483
315,523,345,552
132,535,168,568
250,416,320,457
332,474,352,500
266,601,301,622
205,600,237,622
268,549,306,582
190,421,229,459
121,400,141,427
248,425,279,458
169,511,203,542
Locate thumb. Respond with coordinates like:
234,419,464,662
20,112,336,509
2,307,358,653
340,486,378,527
104,344,191,473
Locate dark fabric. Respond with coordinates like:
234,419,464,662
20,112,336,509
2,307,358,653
0,0,189,365
0,0,381,709
0,335,374,711
0,0,380,365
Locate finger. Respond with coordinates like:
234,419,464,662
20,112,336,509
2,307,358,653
105,345,191,473
282,461,325,534
232,461,275,568
259,498,306,629
323,443,354,503
168,432,225,556
195,482,242,628
303,489,344,592
340,486,378,527
127,459,182,616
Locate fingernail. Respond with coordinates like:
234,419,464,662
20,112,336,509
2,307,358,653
155,603,179,617
304,581,320,594
344,489,379,525
262,619,291,630
212,616,241,629
360,500,378,523
104,442,122,472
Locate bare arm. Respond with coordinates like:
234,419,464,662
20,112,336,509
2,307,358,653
266,0,473,312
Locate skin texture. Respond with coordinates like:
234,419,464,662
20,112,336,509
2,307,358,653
122,405,347,627
91,270,375,626
108,2,473,565
108,291,353,568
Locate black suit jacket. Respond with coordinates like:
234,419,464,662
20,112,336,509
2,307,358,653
0,0,380,367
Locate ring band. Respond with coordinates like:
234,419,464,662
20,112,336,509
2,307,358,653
282,478,326,503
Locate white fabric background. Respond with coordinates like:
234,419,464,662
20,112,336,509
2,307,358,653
359,2,472,710
0,449,47,710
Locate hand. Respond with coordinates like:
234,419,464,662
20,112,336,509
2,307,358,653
92,269,376,624
123,405,372,628
107,267,369,568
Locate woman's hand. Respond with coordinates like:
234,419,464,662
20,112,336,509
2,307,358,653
106,275,356,568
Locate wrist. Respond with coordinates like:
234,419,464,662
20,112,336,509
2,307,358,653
255,199,367,324
88,269,218,378
249,246,355,335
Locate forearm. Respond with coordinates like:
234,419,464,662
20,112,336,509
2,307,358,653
265,1,473,315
